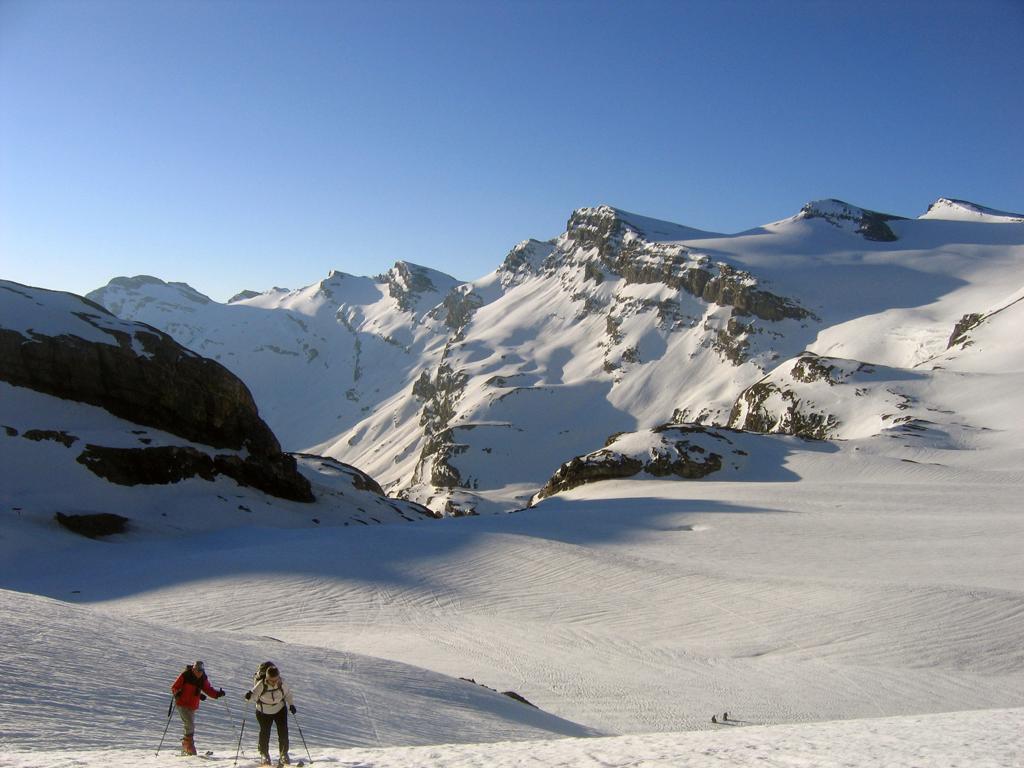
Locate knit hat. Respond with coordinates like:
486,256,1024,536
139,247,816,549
193,660,205,672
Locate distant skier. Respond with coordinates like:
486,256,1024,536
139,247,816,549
245,663,296,766
170,660,225,756
723,711,729,721
711,714,718,723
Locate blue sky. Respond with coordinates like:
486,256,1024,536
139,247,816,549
2,0,1022,301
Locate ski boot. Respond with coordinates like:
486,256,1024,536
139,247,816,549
181,735,198,756
279,753,291,765
260,753,272,766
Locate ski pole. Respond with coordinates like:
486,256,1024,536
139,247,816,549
156,695,176,756
221,694,240,743
293,711,313,764
233,717,246,767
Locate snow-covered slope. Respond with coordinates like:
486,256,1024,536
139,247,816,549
87,198,1024,514
2,435,1022,757
920,197,1024,223
87,264,460,452
0,587,596,755
0,281,436,539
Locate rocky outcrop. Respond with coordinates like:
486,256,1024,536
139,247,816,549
413,363,471,489
536,452,644,499
55,512,130,538
534,425,730,500
0,283,313,502
379,261,441,313
564,206,812,323
727,353,915,440
498,240,555,287
729,378,839,439
77,444,218,486
0,327,280,458
411,370,437,400
948,313,984,348
436,286,484,336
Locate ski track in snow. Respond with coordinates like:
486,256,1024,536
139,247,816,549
3,461,1022,755
3,709,1021,767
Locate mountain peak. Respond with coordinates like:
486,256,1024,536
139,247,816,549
795,199,904,242
373,261,461,314
920,198,1024,223
566,205,715,246
86,276,214,314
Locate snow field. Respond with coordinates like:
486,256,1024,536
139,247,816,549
5,442,1021,739
4,709,1021,767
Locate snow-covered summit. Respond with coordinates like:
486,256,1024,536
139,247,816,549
789,198,905,241
87,275,213,316
919,197,1024,223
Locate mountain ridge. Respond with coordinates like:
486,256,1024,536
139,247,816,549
78,197,1024,514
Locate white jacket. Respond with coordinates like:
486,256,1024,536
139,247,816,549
248,678,294,715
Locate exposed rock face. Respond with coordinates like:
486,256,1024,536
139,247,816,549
379,261,441,313
727,352,926,441
411,370,437,401
498,239,555,288
436,286,484,336
727,352,867,439
0,282,313,502
536,453,645,500
0,326,279,458
948,313,984,348
77,444,217,486
729,378,839,440
564,207,812,323
410,362,471,492
534,425,730,501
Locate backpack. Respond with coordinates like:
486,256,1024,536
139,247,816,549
253,660,276,688
174,665,208,702
181,665,208,687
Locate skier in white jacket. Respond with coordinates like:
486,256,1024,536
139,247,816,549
245,664,296,765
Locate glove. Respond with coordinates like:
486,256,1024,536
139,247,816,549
200,694,207,701
217,689,225,698
244,691,252,701
289,705,296,715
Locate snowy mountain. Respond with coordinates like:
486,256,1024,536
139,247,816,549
3,197,1024,766
919,196,1024,223
87,198,1024,514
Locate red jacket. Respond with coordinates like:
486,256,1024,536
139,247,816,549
171,668,222,710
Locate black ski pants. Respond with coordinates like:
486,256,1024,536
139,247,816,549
256,708,289,757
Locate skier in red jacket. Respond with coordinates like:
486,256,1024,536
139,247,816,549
170,660,225,755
